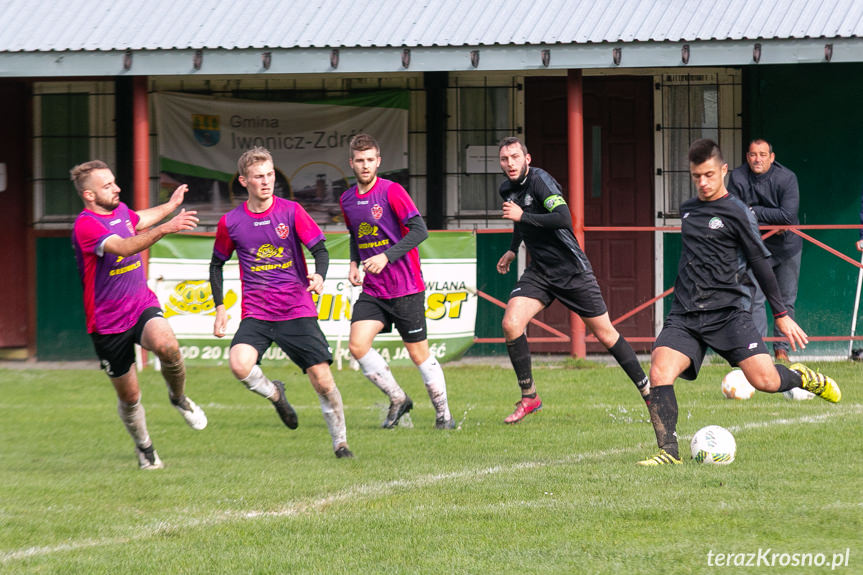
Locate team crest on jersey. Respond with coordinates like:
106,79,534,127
371,204,383,219
708,217,724,230
125,220,135,235
275,223,290,239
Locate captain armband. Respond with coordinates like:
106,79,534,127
543,194,567,212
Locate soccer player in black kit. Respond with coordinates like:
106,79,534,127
495,136,650,423
638,139,840,466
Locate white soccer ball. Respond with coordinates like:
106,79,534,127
721,369,755,400
783,387,815,401
690,425,736,465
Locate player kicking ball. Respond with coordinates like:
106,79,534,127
638,139,840,466
340,134,454,429
210,147,352,459
71,160,207,470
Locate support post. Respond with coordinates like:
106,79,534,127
567,69,586,357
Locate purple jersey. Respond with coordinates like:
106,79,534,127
213,196,324,321
72,202,160,334
340,178,425,299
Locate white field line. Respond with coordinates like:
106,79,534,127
3,405,861,564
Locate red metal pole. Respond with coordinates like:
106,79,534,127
133,76,150,368
132,76,149,213
567,69,586,358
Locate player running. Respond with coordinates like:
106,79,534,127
495,137,650,424
638,139,840,466
340,133,454,429
71,160,207,470
210,147,352,458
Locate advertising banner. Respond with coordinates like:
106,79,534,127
153,91,409,226
148,233,477,366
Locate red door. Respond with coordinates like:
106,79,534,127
524,76,654,353
0,82,31,349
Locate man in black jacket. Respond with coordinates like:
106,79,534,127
726,139,801,362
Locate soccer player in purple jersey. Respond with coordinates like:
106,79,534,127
210,147,352,459
340,133,454,430
70,160,207,470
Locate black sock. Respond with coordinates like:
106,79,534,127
776,364,803,392
506,334,534,392
608,336,650,401
647,385,679,459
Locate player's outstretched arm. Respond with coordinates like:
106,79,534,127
775,315,808,352
135,184,190,230
103,209,198,257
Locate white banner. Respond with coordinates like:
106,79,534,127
153,91,409,225
147,234,477,366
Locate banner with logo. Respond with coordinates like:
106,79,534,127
153,91,409,226
148,232,477,366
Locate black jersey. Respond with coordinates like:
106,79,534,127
499,167,592,283
672,193,770,313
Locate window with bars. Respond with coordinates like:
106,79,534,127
33,82,116,225
657,71,742,218
446,76,521,227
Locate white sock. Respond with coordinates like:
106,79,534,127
117,399,151,448
241,365,277,399
418,356,450,421
318,387,347,450
356,349,405,402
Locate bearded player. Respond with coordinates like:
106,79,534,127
339,133,454,430
71,160,207,470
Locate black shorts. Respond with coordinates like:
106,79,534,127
232,316,332,373
654,307,769,380
509,267,608,319
90,307,164,378
351,291,428,343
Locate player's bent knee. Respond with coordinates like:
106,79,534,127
154,343,182,364
348,341,371,359
501,316,525,340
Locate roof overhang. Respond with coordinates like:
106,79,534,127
2,38,860,78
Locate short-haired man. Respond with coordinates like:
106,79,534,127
210,147,352,458
71,160,207,470
638,139,840,466
495,137,650,423
726,139,802,362
340,133,454,429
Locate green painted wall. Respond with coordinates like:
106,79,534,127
466,231,516,356
36,236,91,360
661,63,863,355
745,63,863,354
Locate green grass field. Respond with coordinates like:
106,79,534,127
1,359,861,574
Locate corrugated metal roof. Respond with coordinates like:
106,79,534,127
1,0,862,53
